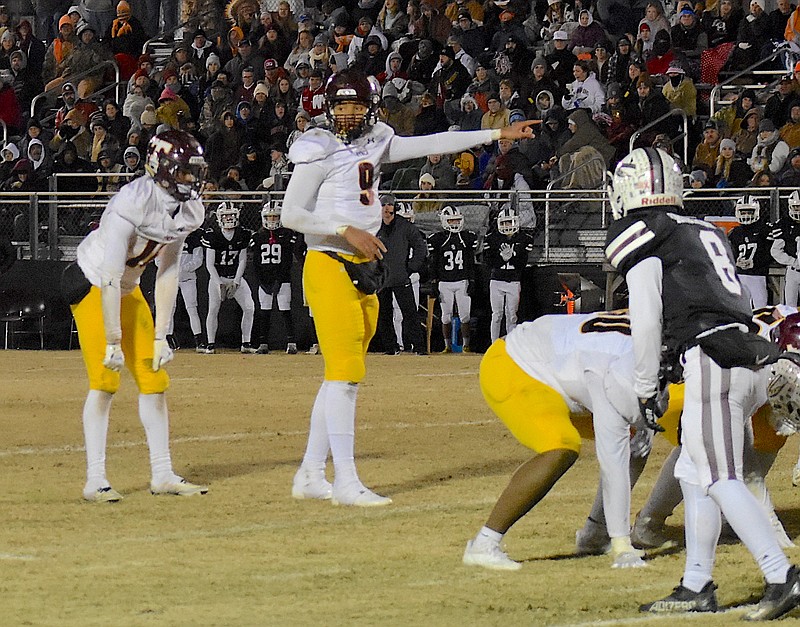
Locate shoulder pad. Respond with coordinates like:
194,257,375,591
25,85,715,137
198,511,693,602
288,128,341,164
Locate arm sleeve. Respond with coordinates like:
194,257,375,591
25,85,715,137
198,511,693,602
626,256,664,399
99,211,137,345
183,246,204,273
153,241,181,340
407,226,428,273
771,237,794,266
206,248,220,283
386,129,499,163
281,162,343,236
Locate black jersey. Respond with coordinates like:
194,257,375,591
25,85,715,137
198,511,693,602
728,221,773,277
249,227,298,286
182,229,203,255
201,226,251,279
770,218,800,267
427,230,478,282
605,210,754,349
482,230,534,282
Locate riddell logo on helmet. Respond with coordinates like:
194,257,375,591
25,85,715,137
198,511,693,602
641,195,677,206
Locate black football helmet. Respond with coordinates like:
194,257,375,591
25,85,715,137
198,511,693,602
325,69,380,143
145,130,207,201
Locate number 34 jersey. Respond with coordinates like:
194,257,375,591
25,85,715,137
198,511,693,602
605,209,754,349
249,227,298,285
201,225,252,279
427,230,478,282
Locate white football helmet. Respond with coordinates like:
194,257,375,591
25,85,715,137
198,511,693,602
216,201,240,229
497,206,519,236
609,147,683,220
261,202,281,230
440,205,464,233
789,191,800,222
735,195,760,225
396,201,415,223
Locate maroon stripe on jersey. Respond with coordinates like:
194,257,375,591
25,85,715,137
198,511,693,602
605,223,650,263
700,351,719,483
719,367,736,480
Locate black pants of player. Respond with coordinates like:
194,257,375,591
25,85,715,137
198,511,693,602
377,283,423,353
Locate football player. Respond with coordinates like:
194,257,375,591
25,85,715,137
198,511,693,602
427,205,479,353
463,310,660,571
281,68,535,507
249,202,299,354
201,202,256,354
389,199,426,352
60,130,209,502
482,205,534,343
771,191,800,307
605,147,799,619
729,195,772,309
161,227,206,352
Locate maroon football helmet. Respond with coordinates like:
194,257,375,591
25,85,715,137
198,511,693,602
324,69,380,143
145,130,207,201
778,312,800,351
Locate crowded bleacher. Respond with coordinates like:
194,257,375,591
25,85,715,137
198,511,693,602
0,0,799,211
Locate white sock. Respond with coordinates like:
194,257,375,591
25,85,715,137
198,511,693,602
82,390,113,489
301,382,330,472
639,446,683,523
680,480,719,592
138,393,175,485
708,479,791,585
477,526,503,546
325,381,360,488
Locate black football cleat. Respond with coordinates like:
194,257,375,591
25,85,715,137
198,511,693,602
640,580,718,614
744,566,800,621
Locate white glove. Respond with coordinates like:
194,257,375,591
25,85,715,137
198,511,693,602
409,272,420,284
738,42,752,49
103,343,124,371
792,257,800,271
500,243,513,261
737,257,754,270
630,423,654,458
226,281,239,299
152,338,174,371
217,282,226,300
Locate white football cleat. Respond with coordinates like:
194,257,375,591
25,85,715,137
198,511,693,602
151,478,208,496
793,466,800,487
463,539,522,571
305,343,320,355
331,484,392,507
292,467,333,500
611,549,647,569
83,486,123,503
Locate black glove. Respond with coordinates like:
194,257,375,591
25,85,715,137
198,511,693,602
638,396,665,433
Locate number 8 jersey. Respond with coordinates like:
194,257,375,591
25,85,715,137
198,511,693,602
605,210,754,349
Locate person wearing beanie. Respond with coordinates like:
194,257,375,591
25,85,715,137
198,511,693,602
780,101,800,149
155,85,190,130
727,0,770,71
121,145,143,175
662,64,697,118
43,14,78,87
104,0,147,69
481,92,510,129
672,6,708,61
414,171,442,214
189,27,217,75
546,29,578,89
430,44,471,115
749,117,790,174
713,136,751,187
8,48,41,117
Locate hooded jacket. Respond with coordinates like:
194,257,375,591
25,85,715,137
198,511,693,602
557,108,615,167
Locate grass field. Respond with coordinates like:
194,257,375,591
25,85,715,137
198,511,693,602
2,350,800,626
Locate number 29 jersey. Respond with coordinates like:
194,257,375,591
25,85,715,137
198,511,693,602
427,230,478,282
605,210,754,349
249,226,298,285
201,225,252,279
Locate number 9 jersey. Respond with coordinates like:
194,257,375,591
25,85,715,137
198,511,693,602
605,210,754,349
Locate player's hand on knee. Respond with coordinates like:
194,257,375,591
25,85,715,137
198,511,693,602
227,281,239,299
217,282,226,300
152,338,174,371
103,343,124,371
638,396,666,432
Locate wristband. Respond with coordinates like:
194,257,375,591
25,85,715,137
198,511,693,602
336,225,349,236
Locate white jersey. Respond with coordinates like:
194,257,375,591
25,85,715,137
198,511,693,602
288,122,395,255
77,176,205,294
505,311,635,416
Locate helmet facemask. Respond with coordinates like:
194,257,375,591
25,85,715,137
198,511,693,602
440,206,464,233
261,206,281,230
790,192,800,221
216,202,240,229
735,197,760,225
497,210,519,236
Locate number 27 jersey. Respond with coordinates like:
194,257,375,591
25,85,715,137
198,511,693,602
605,210,753,348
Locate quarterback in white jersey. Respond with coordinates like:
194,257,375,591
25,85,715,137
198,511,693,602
282,69,536,507
464,310,657,571
62,130,209,502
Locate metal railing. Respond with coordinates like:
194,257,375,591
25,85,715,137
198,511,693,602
629,108,690,165
30,60,121,121
710,48,790,117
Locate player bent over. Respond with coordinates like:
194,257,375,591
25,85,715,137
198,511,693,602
464,311,655,570
606,147,800,620
61,130,209,502
282,68,536,506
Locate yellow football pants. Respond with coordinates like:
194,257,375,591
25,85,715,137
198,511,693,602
303,250,379,383
480,339,582,454
71,286,169,394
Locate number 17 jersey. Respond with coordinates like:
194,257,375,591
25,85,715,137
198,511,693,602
605,209,754,349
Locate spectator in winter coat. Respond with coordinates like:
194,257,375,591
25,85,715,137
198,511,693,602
780,101,800,148
749,118,791,174
481,92,511,129
562,60,605,114
662,65,696,118
569,10,606,54
557,108,615,167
